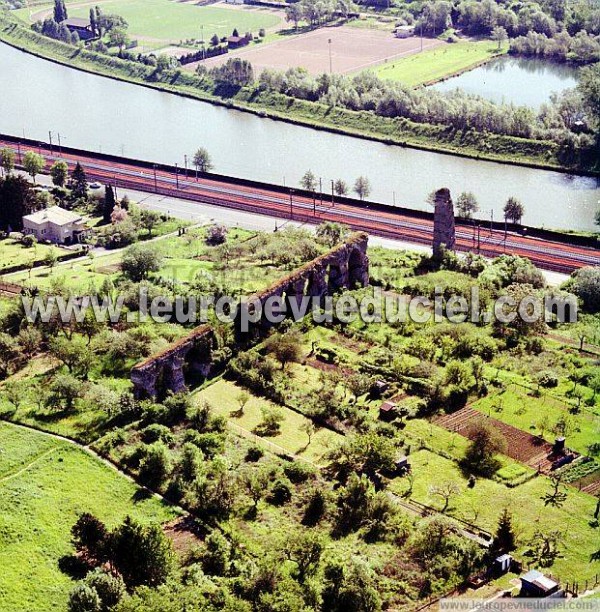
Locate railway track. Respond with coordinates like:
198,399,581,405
3,138,598,274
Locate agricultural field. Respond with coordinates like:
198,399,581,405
18,0,282,51
374,40,505,86
198,25,444,76
0,422,177,611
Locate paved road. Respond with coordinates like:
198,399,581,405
6,138,597,274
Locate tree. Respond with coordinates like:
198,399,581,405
492,507,517,554
44,248,58,273
23,151,44,183
236,390,250,416
71,513,109,564
210,33,219,46
266,332,302,370
50,160,68,187
301,420,317,447
286,3,303,30
242,466,270,511
192,148,213,176
462,421,506,476
84,570,126,611
353,176,371,200
316,221,348,247
54,0,68,22
121,244,163,281
0,148,15,176
48,373,84,410
284,531,324,583
0,175,38,231
578,63,600,136
68,584,101,612
596,208,600,232
71,162,88,199
140,209,161,236
333,178,348,196
138,443,171,489
569,267,600,313
456,191,479,219
503,196,524,224
108,27,130,53
429,481,461,512
103,185,116,223
300,169,317,192
50,336,93,378
257,405,284,436
543,476,568,508
89,7,97,36
112,517,174,588
492,25,508,50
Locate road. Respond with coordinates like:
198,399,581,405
4,138,598,274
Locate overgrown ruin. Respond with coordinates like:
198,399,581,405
130,232,370,399
432,187,456,258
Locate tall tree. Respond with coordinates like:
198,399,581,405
456,191,479,219
50,160,68,187
503,196,524,224
300,169,317,192
192,148,213,176
0,175,38,231
491,26,508,50
71,162,88,199
23,151,44,184
353,175,371,201
0,148,15,176
103,184,116,223
492,507,517,554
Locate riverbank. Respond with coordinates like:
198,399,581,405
0,10,598,176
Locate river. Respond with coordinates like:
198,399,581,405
433,56,580,109
0,42,598,232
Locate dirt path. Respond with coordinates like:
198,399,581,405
0,447,58,483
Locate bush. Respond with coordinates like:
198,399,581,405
268,477,293,505
245,445,264,462
284,461,316,483
141,424,174,445
138,443,171,488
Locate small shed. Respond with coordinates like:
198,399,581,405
553,436,566,454
395,455,410,474
370,380,388,399
379,400,397,421
520,570,561,598
493,554,512,575
227,35,250,49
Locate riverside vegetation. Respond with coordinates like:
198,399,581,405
1,0,599,171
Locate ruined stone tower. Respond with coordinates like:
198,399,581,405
432,187,456,258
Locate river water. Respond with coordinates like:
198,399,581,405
433,56,580,109
0,42,598,232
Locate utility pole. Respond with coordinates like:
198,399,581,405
477,223,481,251
490,209,494,235
289,188,294,219
153,164,158,193
331,179,334,206
175,163,179,189
328,38,332,74
184,154,188,177
48,131,53,155
319,177,323,206
57,133,62,157
17,141,22,164
113,175,118,200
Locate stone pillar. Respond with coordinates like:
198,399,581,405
432,188,456,258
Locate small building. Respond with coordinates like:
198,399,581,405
394,25,414,39
227,35,250,49
379,400,397,421
519,570,562,598
62,18,96,41
22,206,87,245
370,380,389,399
492,554,513,575
395,455,410,474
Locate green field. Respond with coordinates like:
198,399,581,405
374,41,505,87
61,0,279,42
0,422,177,611
196,379,342,465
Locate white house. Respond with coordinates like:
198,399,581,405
22,206,87,245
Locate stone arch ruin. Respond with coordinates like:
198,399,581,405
130,232,369,399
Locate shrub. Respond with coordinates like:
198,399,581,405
268,478,293,505
284,461,316,483
141,424,174,445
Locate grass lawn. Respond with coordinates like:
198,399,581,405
0,422,177,612
0,238,70,273
390,449,600,583
374,40,505,87
196,378,342,465
67,0,281,42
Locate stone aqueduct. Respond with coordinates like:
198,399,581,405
131,232,370,399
